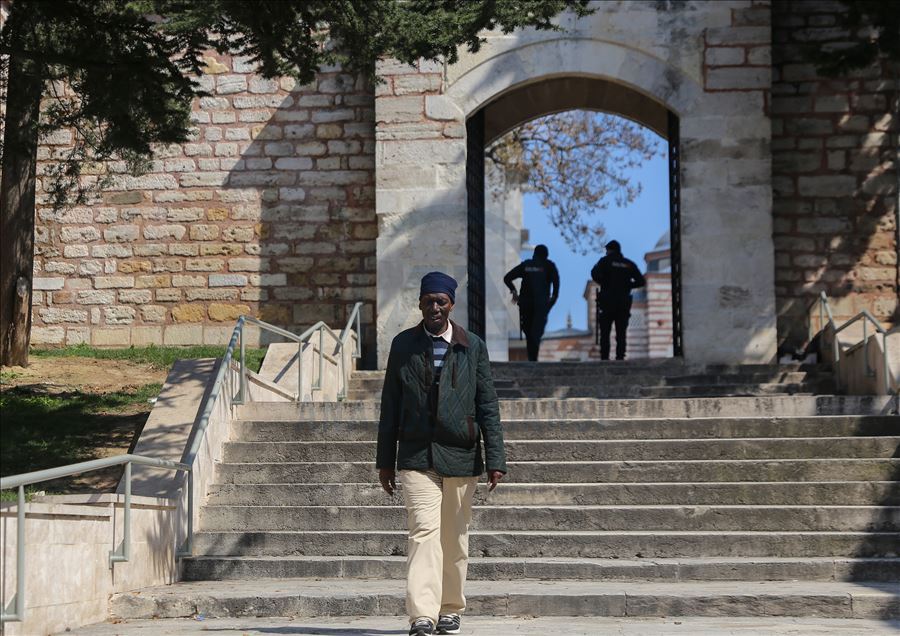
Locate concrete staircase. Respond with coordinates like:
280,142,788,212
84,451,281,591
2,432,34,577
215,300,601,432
347,360,836,400
109,363,900,622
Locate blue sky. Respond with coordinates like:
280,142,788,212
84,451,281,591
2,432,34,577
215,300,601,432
521,141,670,332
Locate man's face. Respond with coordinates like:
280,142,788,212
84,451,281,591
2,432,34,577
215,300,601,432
419,293,454,334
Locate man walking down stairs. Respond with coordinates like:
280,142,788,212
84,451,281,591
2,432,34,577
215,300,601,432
75,359,900,634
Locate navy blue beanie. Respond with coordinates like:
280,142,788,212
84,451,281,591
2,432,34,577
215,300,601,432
419,271,458,303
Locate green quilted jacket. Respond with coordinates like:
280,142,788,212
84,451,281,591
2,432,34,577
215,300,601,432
375,319,507,477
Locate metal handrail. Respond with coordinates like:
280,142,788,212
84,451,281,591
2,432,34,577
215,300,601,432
0,305,364,625
816,291,894,395
0,454,190,624
236,302,362,402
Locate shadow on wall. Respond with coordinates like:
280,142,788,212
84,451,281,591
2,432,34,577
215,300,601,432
197,61,377,368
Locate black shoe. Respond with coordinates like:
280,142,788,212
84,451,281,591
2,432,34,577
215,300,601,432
437,613,461,634
409,617,435,635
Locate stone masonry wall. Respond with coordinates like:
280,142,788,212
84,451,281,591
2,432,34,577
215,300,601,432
771,1,898,350
30,53,377,355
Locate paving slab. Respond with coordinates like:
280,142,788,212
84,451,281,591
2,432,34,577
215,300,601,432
107,579,900,620
62,615,900,635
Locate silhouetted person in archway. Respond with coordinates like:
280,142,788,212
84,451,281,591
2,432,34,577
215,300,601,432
504,244,559,362
591,239,646,360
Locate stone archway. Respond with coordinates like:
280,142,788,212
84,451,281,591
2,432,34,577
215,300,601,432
462,75,683,359
375,5,777,366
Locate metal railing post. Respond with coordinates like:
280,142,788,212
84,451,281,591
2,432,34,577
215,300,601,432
1,485,27,623
177,470,194,558
298,339,303,400
109,461,132,566
238,325,247,404
316,325,325,391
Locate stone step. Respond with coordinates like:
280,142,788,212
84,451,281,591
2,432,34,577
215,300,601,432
192,530,900,558
221,437,900,463
108,578,900,620
230,415,900,442
214,458,900,484
61,615,900,635
235,395,899,421
181,555,900,583
347,371,823,392
485,383,828,400
198,504,900,533
206,481,900,507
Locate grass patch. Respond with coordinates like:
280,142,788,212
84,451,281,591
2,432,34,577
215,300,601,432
0,383,163,481
31,343,266,372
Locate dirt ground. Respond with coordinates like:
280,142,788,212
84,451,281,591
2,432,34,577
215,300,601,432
2,356,167,393
2,358,169,492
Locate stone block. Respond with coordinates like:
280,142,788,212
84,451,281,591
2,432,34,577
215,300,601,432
222,227,255,242
216,75,247,94
393,74,442,95
312,109,355,123
316,124,344,139
279,187,306,201
227,128,253,141
167,208,204,222
200,243,243,256
65,327,91,345
797,175,857,197
248,77,279,94
163,324,203,345
171,275,205,287
94,276,134,289
149,260,184,276
184,143,213,157
91,244,133,259
705,47,745,66
208,303,251,322
63,245,90,258
120,207,167,222
155,288,181,302
238,110,270,123
103,225,140,242
60,226,102,243
43,261,76,275
706,67,770,90
93,327,131,346
33,277,65,291
104,306,136,325
31,326,65,344
190,225,221,241
284,125,315,140
118,290,153,304
172,304,206,322
209,274,249,287
136,275,171,289
131,326,163,346
228,258,267,272
185,258,224,272
274,157,314,170
141,305,169,322
77,290,116,305
39,308,88,324
143,225,187,240
185,288,238,301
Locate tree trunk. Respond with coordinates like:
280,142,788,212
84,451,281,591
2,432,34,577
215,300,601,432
0,51,41,367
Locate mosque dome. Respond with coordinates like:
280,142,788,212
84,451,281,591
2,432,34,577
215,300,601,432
654,230,670,250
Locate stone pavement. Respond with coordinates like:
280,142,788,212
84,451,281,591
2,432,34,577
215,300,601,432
63,615,900,635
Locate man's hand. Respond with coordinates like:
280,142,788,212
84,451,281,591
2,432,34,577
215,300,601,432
379,468,396,495
488,470,504,492
510,291,519,305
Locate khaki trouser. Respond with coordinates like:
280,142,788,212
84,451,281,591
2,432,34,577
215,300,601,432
398,469,478,624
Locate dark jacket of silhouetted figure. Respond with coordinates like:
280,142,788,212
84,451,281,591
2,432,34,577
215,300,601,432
590,240,645,360
504,245,559,361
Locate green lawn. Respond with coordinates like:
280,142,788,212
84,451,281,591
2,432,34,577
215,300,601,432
30,343,266,371
1,344,266,496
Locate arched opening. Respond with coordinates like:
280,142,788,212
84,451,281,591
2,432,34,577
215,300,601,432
466,77,683,360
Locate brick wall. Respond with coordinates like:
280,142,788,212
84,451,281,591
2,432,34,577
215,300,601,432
31,53,377,358
771,1,898,350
